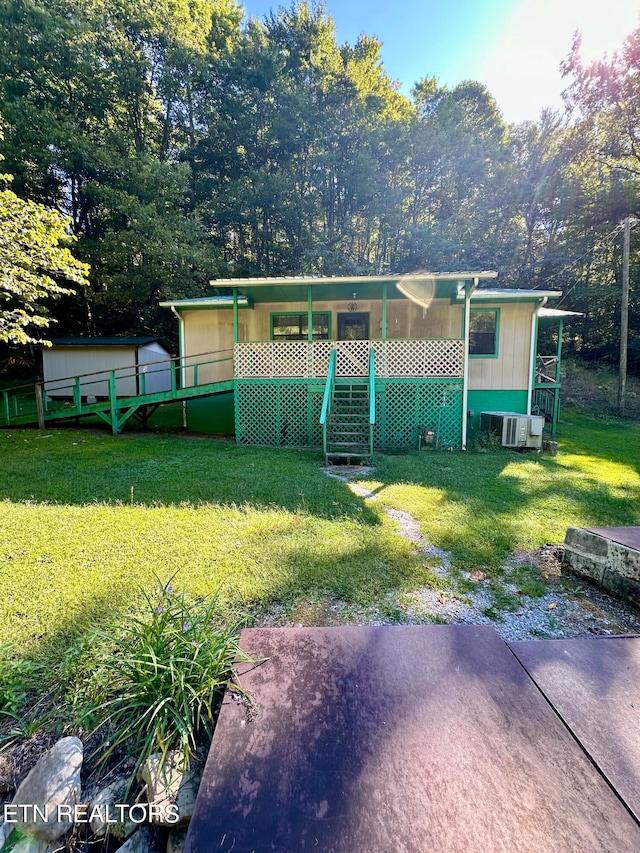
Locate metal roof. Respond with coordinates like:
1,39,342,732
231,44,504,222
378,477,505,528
50,337,170,348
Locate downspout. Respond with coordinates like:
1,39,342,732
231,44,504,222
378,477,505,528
171,306,187,428
527,297,547,414
461,277,478,450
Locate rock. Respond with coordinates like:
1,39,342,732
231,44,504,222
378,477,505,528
87,777,137,839
166,827,188,853
138,752,201,828
113,826,163,853
10,737,83,842
10,837,60,853
0,821,13,850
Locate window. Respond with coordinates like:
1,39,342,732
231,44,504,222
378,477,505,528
271,312,330,341
469,309,499,356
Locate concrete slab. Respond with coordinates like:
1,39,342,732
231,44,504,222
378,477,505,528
587,527,640,550
510,635,640,822
184,625,640,853
563,526,640,608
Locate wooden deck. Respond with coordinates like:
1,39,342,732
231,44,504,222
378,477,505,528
184,625,640,852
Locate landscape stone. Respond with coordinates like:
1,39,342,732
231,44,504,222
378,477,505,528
88,777,137,839
166,827,188,853
10,837,59,853
10,736,83,842
138,753,201,828
113,826,162,853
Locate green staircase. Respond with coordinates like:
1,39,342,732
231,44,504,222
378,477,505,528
325,383,371,464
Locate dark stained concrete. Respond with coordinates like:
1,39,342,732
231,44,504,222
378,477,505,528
510,635,640,823
587,526,640,551
184,625,640,853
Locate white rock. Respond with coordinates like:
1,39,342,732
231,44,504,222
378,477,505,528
87,777,137,839
11,736,83,842
10,837,60,853
113,826,160,853
138,753,201,827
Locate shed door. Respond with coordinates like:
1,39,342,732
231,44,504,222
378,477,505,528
338,313,369,340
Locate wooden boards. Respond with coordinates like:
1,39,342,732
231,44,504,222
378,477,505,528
184,626,640,852
510,635,640,823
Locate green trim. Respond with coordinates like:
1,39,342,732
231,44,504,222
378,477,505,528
269,311,331,341
469,308,500,358
186,392,235,434
466,390,528,436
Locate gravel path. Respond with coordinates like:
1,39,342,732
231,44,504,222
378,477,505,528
282,467,640,642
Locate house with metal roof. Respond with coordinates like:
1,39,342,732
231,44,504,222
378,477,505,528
161,273,571,458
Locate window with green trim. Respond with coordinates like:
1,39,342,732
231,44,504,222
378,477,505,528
271,312,330,340
469,309,498,356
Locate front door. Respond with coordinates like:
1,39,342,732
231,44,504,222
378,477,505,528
337,312,369,340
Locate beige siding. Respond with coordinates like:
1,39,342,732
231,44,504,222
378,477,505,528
182,309,235,384
180,298,533,392
181,297,462,345
468,303,533,391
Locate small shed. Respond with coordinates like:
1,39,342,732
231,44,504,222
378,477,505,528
42,337,173,399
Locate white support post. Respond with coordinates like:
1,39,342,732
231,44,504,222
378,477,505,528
461,278,477,450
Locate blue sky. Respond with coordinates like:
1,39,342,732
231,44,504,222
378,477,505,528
239,0,640,124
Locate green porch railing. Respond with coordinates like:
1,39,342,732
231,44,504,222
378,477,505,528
1,349,234,433
319,349,337,457
368,347,376,458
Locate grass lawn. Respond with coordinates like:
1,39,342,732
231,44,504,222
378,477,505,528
1,409,640,675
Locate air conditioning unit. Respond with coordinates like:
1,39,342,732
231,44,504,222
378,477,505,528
479,411,545,450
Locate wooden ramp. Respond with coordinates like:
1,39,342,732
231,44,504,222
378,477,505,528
1,350,234,433
184,626,640,853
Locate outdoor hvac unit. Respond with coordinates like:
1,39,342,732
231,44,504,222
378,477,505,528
479,412,545,450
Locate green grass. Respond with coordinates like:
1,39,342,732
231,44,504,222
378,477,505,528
1,409,639,673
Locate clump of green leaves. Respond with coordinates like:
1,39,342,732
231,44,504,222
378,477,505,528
91,579,252,775
0,644,38,714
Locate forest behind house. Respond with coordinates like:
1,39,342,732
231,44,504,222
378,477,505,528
1,0,639,373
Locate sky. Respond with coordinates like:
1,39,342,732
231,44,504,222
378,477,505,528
239,0,640,124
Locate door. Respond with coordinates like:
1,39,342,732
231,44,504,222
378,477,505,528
337,312,370,340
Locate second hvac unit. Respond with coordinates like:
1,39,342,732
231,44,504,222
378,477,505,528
479,411,545,450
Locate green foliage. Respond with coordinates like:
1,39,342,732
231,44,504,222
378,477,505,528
89,579,251,773
0,643,38,714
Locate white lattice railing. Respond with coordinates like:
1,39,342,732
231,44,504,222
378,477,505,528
234,339,464,379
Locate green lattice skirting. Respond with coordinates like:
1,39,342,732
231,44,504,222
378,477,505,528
235,378,463,450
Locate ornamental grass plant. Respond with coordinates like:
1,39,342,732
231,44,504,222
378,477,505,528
88,579,252,777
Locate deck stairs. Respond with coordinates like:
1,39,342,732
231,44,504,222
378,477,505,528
325,382,371,464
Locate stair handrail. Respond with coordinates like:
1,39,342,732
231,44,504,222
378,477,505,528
368,347,376,457
320,348,337,456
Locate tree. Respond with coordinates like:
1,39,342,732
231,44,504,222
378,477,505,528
0,132,88,344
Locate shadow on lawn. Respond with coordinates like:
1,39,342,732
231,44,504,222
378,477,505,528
0,429,379,524
363,440,640,570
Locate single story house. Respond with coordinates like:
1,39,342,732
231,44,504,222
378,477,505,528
161,273,569,454
42,337,173,400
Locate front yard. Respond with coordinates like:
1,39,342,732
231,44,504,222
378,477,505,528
1,408,639,666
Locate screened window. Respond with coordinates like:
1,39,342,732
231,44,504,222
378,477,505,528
469,310,498,356
271,313,330,341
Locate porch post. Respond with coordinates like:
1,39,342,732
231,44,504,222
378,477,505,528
307,285,313,342
233,288,239,343
555,319,564,383
461,279,476,450
552,318,564,435
527,306,539,415
381,282,387,341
